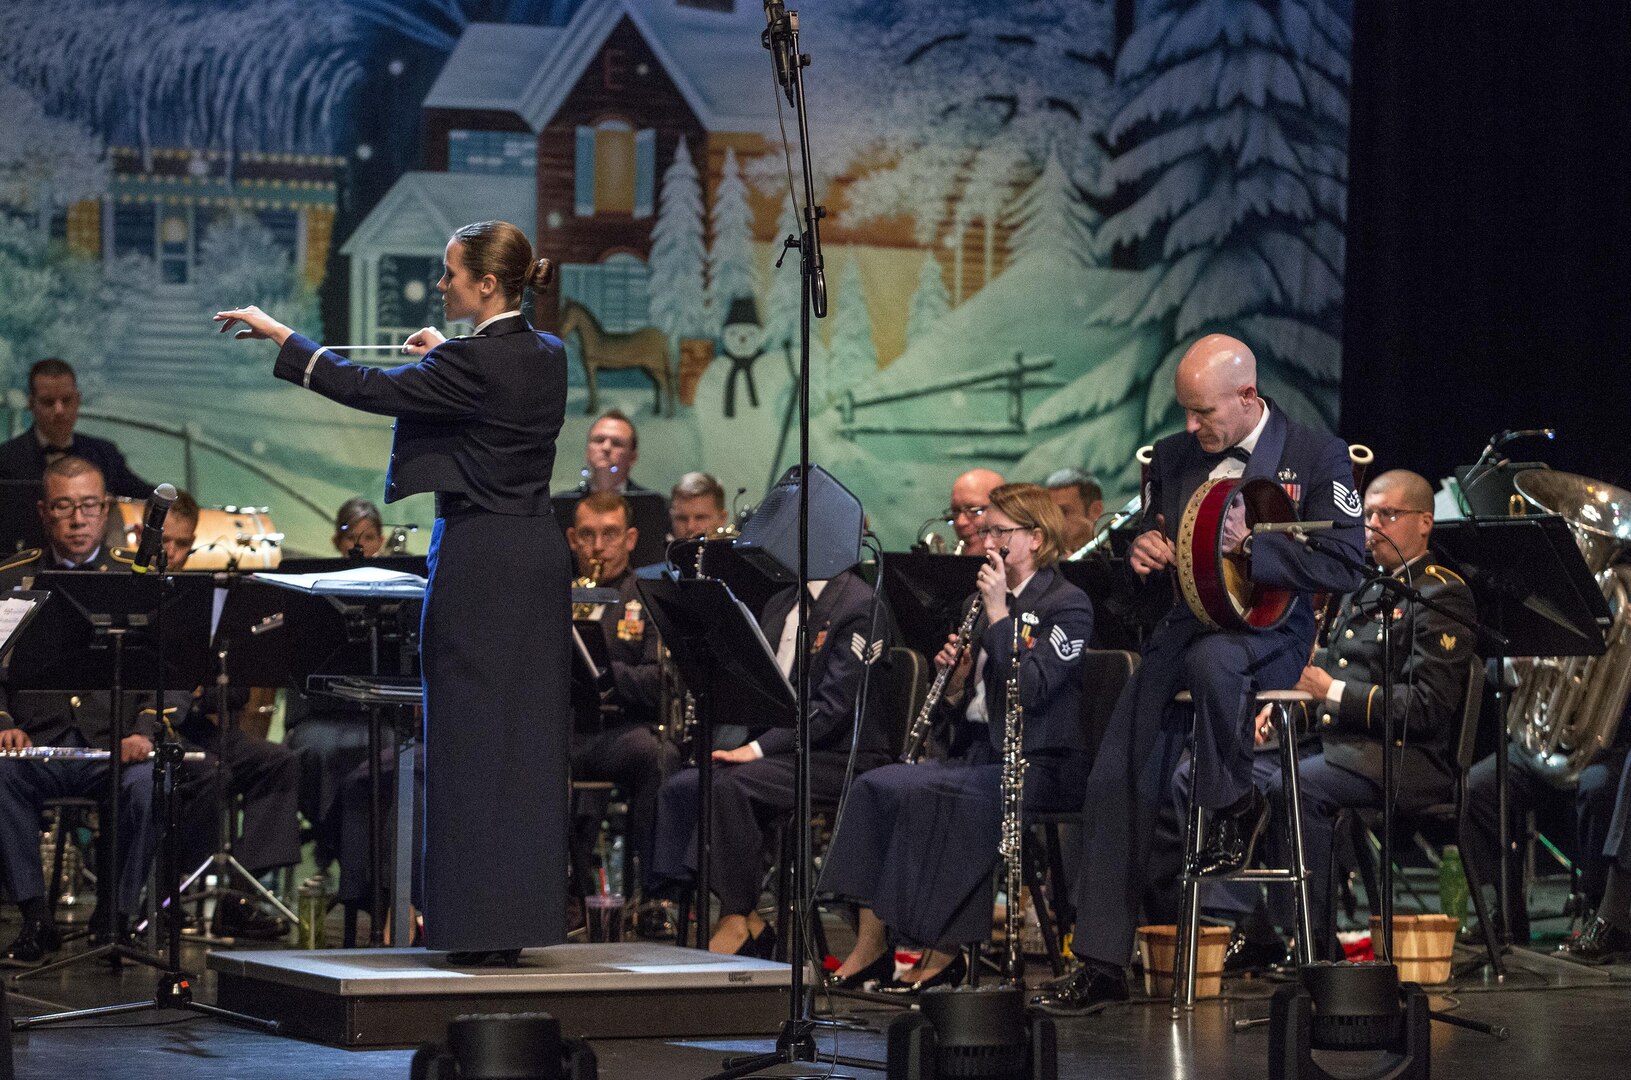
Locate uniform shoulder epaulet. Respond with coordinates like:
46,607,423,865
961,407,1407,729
0,548,41,575
109,547,137,567
1422,563,1465,587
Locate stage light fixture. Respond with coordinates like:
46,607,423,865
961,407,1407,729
410,1012,597,1080
885,985,1057,1080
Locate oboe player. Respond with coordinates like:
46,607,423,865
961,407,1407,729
819,484,1093,991
216,220,570,967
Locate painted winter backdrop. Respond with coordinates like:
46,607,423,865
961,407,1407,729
0,0,1351,553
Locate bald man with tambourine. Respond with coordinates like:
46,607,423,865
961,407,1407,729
1036,334,1366,1014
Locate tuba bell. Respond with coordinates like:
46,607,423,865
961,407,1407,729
1506,470,1631,786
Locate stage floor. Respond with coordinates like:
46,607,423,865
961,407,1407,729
6,927,1630,1079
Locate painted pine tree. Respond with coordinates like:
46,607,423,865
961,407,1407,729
1004,143,1099,269
904,251,951,348
1090,0,1352,442
647,137,709,342
825,255,877,409
706,146,756,337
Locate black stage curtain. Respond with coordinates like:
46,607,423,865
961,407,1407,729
1343,0,1631,490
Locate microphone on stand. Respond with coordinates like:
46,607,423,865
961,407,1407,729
762,1,796,106
130,483,178,574
1252,520,1340,536
1493,427,1556,448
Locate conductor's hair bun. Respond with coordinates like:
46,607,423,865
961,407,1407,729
528,257,556,291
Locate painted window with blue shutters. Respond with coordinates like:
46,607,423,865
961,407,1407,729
574,122,656,218
448,130,535,176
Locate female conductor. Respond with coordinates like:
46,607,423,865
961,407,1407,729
215,220,569,966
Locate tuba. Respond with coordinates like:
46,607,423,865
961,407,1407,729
1506,470,1631,786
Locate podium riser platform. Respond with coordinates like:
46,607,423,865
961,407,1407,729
207,943,791,1048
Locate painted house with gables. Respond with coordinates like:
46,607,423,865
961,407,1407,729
340,0,771,346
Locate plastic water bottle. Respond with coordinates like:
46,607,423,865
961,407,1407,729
1439,845,1469,926
607,835,626,898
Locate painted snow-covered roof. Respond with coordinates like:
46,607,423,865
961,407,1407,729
340,172,536,255
423,0,770,134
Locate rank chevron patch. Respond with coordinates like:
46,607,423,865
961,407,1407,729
1049,624,1084,662
850,632,885,665
1333,481,1363,518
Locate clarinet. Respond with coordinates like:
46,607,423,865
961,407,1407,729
900,597,983,762
999,603,1027,985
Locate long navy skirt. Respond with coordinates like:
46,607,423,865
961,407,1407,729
420,507,571,952
820,751,1089,951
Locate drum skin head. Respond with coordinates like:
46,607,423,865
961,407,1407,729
1177,477,1296,632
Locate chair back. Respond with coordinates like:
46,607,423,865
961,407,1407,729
887,646,931,757
1080,648,1139,765
1454,660,1487,773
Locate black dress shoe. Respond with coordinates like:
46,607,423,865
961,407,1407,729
1556,917,1631,965
445,949,522,967
734,923,777,959
1192,789,1271,877
3,917,63,964
635,901,677,941
882,951,967,995
1030,959,1129,1015
211,891,289,941
1222,927,1290,973
826,950,895,990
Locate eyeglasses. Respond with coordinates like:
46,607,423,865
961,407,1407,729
975,524,1032,542
946,504,988,521
44,497,107,520
1364,507,1428,525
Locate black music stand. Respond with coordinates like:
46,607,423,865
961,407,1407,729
8,568,273,1032
0,480,43,556
880,553,983,659
168,571,303,935
636,576,795,951
668,537,782,620
248,565,424,947
1431,513,1609,954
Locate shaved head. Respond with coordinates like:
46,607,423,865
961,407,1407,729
1364,469,1436,570
1174,334,1264,452
1367,470,1435,512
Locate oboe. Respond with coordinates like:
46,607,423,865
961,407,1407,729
999,601,1027,984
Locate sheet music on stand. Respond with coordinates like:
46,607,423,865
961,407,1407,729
0,590,47,664
251,565,427,599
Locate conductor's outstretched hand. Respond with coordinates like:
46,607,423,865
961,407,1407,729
403,326,446,357
213,305,293,347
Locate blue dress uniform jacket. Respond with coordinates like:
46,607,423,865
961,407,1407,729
820,568,1094,950
274,316,564,514
1071,402,1366,969
0,429,151,500
1315,558,1477,808
650,569,895,918
275,317,572,953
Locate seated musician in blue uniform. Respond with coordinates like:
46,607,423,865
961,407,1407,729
0,358,151,499
1036,334,1365,1013
649,562,896,956
567,492,676,908
820,482,1093,991
1154,469,1478,965
0,456,159,963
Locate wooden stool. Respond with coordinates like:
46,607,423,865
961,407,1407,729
1171,688,1316,1014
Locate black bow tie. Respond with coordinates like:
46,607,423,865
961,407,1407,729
1205,445,1251,465
44,442,74,455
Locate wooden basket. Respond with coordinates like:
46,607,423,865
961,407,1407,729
1370,914,1457,984
1137,924,1230,998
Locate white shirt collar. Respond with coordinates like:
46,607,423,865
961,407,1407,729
473,310,522,335
53,545,100,569
1010,569,1039,600
1235,400,1271,456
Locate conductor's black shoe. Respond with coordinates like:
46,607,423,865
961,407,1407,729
211,891,289,941
1192,789,1270,877
1556,917,1631,965
1030,959,1128,1015
445,949,522,967
3,917,63,964
1222,927,1290,973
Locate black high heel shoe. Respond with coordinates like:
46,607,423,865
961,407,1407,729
734,923,777,959
825,950,895,990
884,950,966,994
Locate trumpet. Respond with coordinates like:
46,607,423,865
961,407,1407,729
571,558,603,620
